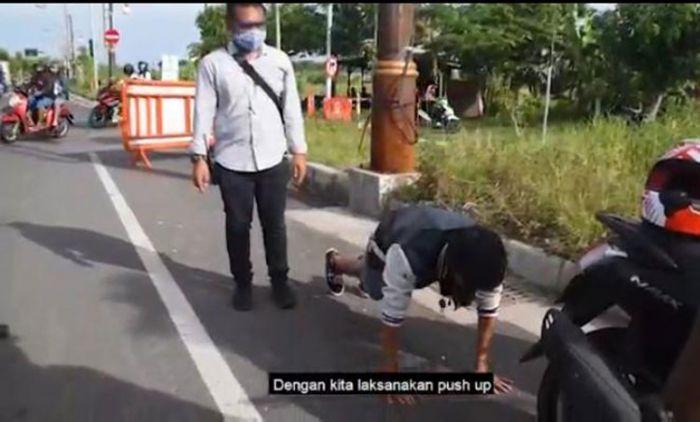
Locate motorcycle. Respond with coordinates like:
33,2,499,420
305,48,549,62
521,211,700,421
0,87,74,143
536,308,674,421
418,97,461,133
89,83,121,128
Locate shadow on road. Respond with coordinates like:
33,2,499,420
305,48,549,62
7,222,540,421
0,338,221,422
0,139,192,182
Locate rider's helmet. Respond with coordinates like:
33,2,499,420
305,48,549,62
123,63,135,77
48,62,59,74
137,61,148,74
642,140,700,237
34,63,46,74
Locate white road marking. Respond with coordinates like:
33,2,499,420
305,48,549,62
89,152,262,422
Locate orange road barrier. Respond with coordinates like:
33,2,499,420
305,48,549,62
307,94,315,117
323,97,352,122
120,79,212,169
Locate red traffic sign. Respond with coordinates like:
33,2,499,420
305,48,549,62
325,56,338,78
104,28,120,46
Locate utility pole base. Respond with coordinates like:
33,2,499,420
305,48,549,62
348,167,418,219
370,60,418,173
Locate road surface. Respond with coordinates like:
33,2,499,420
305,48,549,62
0,103,551,421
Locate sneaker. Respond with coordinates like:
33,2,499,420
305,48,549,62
271,282,297,310
232,285,253,311
325,248,345,296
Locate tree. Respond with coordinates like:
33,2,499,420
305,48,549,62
267,4,325,54
188,5,227,60
0,48,9,61
189,4,327,58
603,4,700,120
330,4,376,57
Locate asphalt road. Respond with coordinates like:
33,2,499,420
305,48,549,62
0,103,548,422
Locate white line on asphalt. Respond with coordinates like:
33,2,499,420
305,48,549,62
89,152,263,422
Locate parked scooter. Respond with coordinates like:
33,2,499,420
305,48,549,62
521,211,698,421
535,308,675,421
521,140,700,421
89,82,121,128
0,86,74,143
418,97,461,133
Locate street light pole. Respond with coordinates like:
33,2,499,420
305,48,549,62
325,3,333,99
108,3,114,80
275,3,281,50
62,4,71,74
370,3,418,174
89,3,99,91
542,30,555,144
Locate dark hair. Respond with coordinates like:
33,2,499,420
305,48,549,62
226,3,266,20
445,227,507,293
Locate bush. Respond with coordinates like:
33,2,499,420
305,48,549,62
396,102,700,258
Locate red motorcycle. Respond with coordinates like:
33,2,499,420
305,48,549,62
0,87,74,143
89,82,121,128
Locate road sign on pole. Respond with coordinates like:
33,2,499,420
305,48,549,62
104,28,120,47
325,56,338,78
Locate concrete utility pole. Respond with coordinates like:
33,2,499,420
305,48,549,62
108,3,115,80
89,3,99,91
370,3,418,174
325,3,333,99
275,3,281,50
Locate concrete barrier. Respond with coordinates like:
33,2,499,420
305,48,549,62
301,162,350,206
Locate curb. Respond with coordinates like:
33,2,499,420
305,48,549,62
68,91,97,107
301,163,576,296
301,162,350,206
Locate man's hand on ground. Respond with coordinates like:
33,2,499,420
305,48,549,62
386,394,417,406
381,358,417,406
292,153,307,187
192,159,210,193
493,374,514,394
476,360,514,395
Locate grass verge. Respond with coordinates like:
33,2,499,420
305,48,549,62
305,103,700,258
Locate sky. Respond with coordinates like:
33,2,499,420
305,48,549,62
0,3,617,67
0,3,205,66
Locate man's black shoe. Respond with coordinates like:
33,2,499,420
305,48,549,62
232,285,253,311
271,283,297,310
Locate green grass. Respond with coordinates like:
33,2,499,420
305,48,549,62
305,114,371,168
304,103,700,258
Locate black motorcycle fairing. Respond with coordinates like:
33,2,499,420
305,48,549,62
556,263,622,324
541,309,641,422
521,262,621,363
596,212,679,272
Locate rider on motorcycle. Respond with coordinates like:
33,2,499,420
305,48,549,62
110,63,139,94
27,63,57,126
137,61,152,80
34,64,61,127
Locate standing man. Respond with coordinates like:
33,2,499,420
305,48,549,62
191,3,307,311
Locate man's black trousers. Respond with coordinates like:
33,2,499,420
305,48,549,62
216,159,290,288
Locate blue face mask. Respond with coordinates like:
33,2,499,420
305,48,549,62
233,28,266,52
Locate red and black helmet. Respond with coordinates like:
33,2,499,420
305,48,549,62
642,140,700,237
